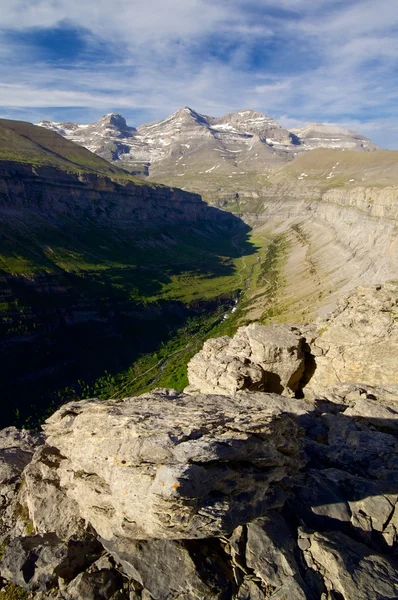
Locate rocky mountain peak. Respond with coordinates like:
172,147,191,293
101,112,127,127
161,106,211,127
96,112,136,134
211,109,296,147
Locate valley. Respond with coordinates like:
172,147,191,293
0,119,282,428
1,113,398,431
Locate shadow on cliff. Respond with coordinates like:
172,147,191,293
0,206,258,429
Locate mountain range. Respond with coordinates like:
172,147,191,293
38,107,378,180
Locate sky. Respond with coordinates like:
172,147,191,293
0,0,397,148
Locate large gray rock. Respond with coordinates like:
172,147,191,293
43,390,307,541
186,323,306,397
307,282,398,395
300,529,398,599
245,513,310,599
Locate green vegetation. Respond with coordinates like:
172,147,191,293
0,537,10,561
0,584,30,600
13,501,35,536
0,119,145,184
0,206,259,427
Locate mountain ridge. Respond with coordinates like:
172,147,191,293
37,107,378,178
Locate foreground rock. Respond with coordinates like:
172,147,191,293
186,323,306,397
42,390,307,541
1,381,398,599
1,283,398,599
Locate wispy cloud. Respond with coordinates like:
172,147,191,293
0,0,397,148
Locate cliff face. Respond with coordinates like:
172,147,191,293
230,181,398,323
0,162,220,226
1,283,397,600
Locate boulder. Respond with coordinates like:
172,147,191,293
186,323,306,397
42,390,308,541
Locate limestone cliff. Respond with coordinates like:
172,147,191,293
0,161,222,226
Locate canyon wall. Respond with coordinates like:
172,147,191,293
0,162,232,226
232,183,398,322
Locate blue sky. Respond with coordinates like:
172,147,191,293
0,0,397,148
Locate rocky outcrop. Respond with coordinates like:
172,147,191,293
186,323,306,397
1,380,398,599
42,390,307,541
307,282,398,394
1,283,398,599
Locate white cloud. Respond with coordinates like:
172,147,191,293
0,0,397,148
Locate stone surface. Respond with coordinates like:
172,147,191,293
301,529,398,599
307,283,398,393
0,427,43,541
64,569,122,600
101,537,232,600
43,390,307,541
186,323,306,397
23,445,86,541
245,514,309,599
0,532,103,591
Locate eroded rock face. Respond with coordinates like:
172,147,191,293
0,381,398,599
186,323,306,397
42,390,307,541
307,282,398,395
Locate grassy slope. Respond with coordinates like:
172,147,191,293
270,148,398,188
0,119,147,183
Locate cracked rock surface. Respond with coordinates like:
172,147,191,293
1,284,398,599
42,390,307,541
307,282,398,394
186,323,306,397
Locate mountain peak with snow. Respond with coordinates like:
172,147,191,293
37,107,378,179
